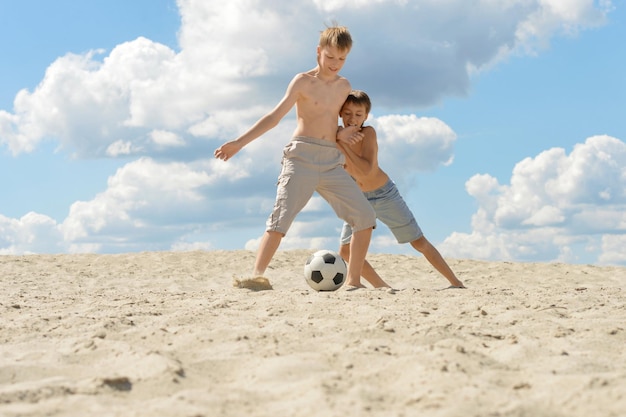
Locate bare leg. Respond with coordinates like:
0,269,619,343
253,231,283,276
234,231,283,290
411,236,464,287
344,227,372,288
340,243,390,288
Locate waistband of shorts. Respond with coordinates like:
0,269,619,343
291,136,338,148
363,179,395,199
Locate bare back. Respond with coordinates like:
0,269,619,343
291,70,351,142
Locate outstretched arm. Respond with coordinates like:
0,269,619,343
214,75,301,161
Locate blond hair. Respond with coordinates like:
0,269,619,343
319,25,352,51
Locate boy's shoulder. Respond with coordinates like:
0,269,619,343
361,125,379,143
289,70,316,87
295,68,320,81
289,72,351,101
295,69,350,84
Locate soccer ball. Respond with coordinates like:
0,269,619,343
303,250,347,291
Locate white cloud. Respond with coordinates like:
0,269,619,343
150,130,185,147
106,140,137,157
441,135,626,265
60,157,218,250
374,114,456,184
0,212,63,255
517,0,611,48
599,234,626,265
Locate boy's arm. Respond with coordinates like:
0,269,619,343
337,126,379,177
214,75,302,161
336,125,364,145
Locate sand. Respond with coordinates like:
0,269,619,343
1,250,625,417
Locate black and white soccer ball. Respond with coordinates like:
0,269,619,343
303,250,347,291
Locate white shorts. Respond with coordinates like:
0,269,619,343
266,136,376,235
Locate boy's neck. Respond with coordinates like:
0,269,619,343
313,66,338,81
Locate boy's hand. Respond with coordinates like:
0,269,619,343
337,125,364,145
214,141,242,161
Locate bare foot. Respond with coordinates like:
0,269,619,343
449,279,465,287
344,283,366,291
438,285,466,291
375,287,400,294
233,276,273,291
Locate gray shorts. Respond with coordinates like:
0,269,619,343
266,136,376,235
340,179,423,245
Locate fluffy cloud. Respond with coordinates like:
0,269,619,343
0,213,63,255
374,115,456,178
58,156,261,252
440,135,626,264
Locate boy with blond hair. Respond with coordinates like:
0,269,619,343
215,26,375,290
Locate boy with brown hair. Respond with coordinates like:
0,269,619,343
214,26,375,290
336,90,465,289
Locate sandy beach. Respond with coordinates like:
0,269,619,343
1,250,625,416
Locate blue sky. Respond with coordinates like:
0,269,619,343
1,0,625,265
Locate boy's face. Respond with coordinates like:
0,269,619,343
340,102,368,128
317,45,349,74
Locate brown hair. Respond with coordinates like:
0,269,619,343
319,25,352,51
344,90,372,114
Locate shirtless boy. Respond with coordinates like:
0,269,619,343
336,90,465,289
214,26,375,289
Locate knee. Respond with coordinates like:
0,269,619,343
339,244,350,261
265,230,285,239
410,236,429,253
